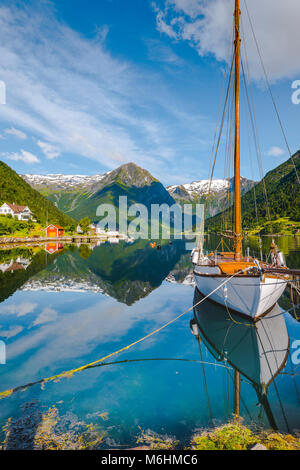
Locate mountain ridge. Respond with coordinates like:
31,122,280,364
167,176,255,218
22,162,173,221
206,150,300,232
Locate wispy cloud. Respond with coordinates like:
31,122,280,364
37,140,60,159
146,39,182,64
4,127,27,140
3,149,40,164
0,301,37,317
0,0,211,182
33,307,58,326
153,0,300,81
0,325,24,338
267,146,285,157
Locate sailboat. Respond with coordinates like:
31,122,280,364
192,0,291,319
192,289,290,430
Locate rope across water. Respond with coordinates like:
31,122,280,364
0,269,249,400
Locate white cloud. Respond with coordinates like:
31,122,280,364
0,1,199,175
37,140,60,159
7,283,189,376
267,146,285,157
33,307,58,326
0,325,24,338
4,149,40,164
146,39,182,64
4,127,27,140
153,0,300,81
0,301,37,317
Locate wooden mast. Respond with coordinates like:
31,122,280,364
234,0,242,260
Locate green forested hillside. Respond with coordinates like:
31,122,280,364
0,161,75,226
206,151,300,232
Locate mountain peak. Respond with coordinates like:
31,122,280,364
101,162,159,188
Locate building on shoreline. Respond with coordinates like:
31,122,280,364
0,203,33,221
45,225,64,238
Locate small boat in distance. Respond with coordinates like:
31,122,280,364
192,0,292,319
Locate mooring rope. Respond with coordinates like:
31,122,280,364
0,269,248,400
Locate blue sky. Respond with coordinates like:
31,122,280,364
0,0,299,185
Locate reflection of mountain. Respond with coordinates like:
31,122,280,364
21,278,104,294
21,240,188,305
166,252,194,286
193,290,289,430
0,248,64,304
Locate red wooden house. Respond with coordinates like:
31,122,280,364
45,225,64,238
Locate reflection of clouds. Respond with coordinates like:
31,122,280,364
0,326,24,339
6,283,192,382
33,307,58,326
0,302,37,317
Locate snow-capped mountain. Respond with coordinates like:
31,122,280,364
167,177,255,217
167,179,230,198
21,166,255,221
21,173,109,191
21,163,174,221
21,278,105,293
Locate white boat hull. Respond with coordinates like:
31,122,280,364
193,266,288,319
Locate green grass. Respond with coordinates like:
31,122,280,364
190,422,300,451
1,408,299,451
0,160,76,226
246,217,300,236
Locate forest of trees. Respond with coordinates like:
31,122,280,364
206,150,300,232
0,161,76,228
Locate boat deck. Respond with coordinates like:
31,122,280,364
196,252,289,277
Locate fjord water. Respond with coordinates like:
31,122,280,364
0,236,299,448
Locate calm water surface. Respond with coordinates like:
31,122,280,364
0,236,299,448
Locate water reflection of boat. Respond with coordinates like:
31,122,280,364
192,289,289,430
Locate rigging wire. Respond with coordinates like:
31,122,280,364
206,54,235,210
243,0,300,186
207,18,235,198
241,61,259,231
240,23,273,228
205,21,235,226
197,340,214,423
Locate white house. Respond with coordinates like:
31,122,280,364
0,257,31,273
95,226,120,237
0,203,33,221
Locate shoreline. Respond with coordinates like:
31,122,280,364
0,234,126,248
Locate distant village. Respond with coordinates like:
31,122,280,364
0,201,125,241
